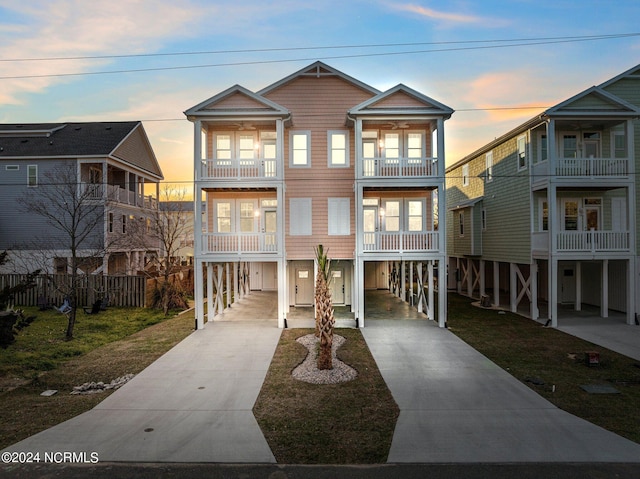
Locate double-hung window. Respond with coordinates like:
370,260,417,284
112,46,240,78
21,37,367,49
216,202,232,233
462,164,469,187
27,165,37,187
328,131,349,167
485,152,493,182
384,201,400,231
407,200,423,231
406,132,424,164
290,131,311,167
517,135,527,170
214,134,232,165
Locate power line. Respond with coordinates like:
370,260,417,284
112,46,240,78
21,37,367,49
1,33,638,81
2,33,637,63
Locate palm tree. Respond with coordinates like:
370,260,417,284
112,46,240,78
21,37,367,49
314,245,334,370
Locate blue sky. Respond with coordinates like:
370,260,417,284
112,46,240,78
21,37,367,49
1,0,639,186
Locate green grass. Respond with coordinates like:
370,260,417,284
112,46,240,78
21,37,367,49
0,307,172,380
253,329,399,464
447,293,640,444
0,307,195,449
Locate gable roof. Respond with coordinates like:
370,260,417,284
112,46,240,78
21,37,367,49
545,85,640,117
257,61,380,96
184,84,290,118
349,83,454,118
0,121,163,179
598,63,640,89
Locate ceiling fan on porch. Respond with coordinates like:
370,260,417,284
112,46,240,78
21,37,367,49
386,121,410,129
231,122,256,130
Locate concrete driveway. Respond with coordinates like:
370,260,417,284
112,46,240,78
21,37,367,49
362,319,640,463
3,321,281,463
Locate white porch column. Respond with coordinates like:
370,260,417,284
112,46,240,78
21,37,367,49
479,260,486,298
575,261,582,312
627,258,636,325
194,259,205,329
493,261,499,306
456,257,462,294
226,262,231,308
277,258,286,328
601,259,609,318
438,257,447,328
531,260,539,320
207,263,214,321
409,261,414,306
510,263,517,313
401,260,406,302
232,261,238,305
428,260,434,320
357,257,365,327
550,257,558,327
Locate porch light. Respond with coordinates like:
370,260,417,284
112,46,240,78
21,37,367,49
379,140,384,148
379,208,385,217
254,142,260,150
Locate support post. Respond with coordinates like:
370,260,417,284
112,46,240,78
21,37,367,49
531,261,539,320
601,259,609,318
510,263,517,313
550,258,558,327
493,261,499,306
207,263,214,320
428,260,434,320
575,261,582,312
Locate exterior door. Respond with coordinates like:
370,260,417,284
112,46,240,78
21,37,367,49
330,269,345,305
263,209,277,251
295,268,313,306
585,206,599,231
363,206,378,248
262,262,277,290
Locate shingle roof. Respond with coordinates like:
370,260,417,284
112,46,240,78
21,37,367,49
0,121,141,157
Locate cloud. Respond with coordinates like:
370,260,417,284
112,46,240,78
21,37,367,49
397,4,483,24
0,0,211,103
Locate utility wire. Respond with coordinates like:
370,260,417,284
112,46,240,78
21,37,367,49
1,33,637,63
1,33,638,80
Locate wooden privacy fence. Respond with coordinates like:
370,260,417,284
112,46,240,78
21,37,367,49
0,274,146,308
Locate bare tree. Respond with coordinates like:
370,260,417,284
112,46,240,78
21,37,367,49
132,185,192,314
17,163,108,339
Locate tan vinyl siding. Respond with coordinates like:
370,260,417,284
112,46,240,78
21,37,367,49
481,136,531,263
603,77,640,255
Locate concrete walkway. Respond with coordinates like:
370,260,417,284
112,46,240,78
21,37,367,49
3,321,281,463
362,319,640,463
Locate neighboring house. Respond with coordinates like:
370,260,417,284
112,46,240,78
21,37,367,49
185,61,453,328
158,200,196,265
0,121,164,275
446,64,640,327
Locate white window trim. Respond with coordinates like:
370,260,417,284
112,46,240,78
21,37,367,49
611,129,627,159
289,131,311,168
517,135,527,171
327,130,349,167
406,198,426,232
27,164,37,187
537,133,548,164
485,152,493,183
458,211,464,237
538,198,548,232
328,198,350,235
462,164,469,187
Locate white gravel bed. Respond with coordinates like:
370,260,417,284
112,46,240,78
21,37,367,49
292,334,358,384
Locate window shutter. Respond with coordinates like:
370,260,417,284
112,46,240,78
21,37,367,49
290,198,312,235
328,198,350,235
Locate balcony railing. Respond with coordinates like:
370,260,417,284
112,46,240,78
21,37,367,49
363,231,439,253
358,157,438,179
82,184,157,209
557,230,629,252
533,230,630,253
533,157,630,180
201,158,278,180
202,232,278,254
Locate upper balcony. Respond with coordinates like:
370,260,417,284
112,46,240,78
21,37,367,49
532,230,631,255
82,183,157,209
532,156,630,182
80,162,158,210
201,156,278,181
358,155,438,179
